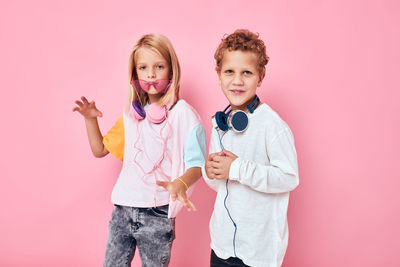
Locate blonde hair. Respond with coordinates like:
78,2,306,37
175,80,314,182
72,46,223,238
126,33,181,112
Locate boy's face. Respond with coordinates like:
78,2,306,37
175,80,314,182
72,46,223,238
218,50,263,111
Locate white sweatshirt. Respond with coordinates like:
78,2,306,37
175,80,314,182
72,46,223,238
202,103,299,267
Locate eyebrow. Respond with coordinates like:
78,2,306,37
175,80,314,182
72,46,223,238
223,67,254,71
223,66,256,70
137,61,167,65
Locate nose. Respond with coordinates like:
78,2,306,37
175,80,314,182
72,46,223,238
232,73,244,86
147,68,156,79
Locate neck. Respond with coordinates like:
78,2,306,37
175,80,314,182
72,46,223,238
147,93,163,105
230,96,260,113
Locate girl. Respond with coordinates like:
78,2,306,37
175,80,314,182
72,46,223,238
73,33,206,267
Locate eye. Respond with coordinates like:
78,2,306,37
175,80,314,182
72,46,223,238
137,66,146,71
156,65,165,70
243,70,253,75
224,69,233,74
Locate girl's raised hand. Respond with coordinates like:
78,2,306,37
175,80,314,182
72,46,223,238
73,96,103,119
156,179,197,212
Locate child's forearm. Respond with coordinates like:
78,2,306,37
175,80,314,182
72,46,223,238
84,118,109,157
229,157,299,193
178,167,202,188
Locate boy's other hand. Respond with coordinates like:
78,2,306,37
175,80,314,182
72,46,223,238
205,152,221,179
207,150,238,180
156,180,196,212
73,96,103,119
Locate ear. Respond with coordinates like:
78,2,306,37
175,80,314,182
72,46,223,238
257,71,266,87
218,72,222,87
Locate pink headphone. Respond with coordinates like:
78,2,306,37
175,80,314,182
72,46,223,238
129,79,172,124
129,78,174,205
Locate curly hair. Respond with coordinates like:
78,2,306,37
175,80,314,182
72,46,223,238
214,29,269,77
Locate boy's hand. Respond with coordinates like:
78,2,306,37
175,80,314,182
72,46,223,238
205,152,222,179
156,179,196,211
73,96,103,119
207,150,238,180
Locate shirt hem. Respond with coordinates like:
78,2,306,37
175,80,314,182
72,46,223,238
111,199,170,208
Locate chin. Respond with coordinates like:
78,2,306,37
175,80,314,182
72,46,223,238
227,95,251,107
226,100,246,109
147,89,161,95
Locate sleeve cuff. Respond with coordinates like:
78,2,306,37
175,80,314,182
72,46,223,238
103,137,124,161
228,158,241,181
185,161,205,171
202,164,212,181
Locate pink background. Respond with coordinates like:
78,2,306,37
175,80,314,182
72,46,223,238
1,0,399,266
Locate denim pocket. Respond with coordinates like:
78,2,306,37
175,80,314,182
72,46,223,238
109,205,122,225
169,218,176,242
149,205,169,218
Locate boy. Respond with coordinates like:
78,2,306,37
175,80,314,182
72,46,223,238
203,29,299,267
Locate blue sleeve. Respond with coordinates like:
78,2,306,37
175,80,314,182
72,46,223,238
184,124,207,170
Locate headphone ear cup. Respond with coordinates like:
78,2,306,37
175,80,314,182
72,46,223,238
146,104,167,124
215,111,229,131
229,110,248,133
130,101,146,120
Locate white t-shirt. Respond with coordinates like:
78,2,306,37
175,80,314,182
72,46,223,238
202,103,299,267
109,100,206,218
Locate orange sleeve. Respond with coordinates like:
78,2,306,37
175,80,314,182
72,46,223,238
102,115,124,161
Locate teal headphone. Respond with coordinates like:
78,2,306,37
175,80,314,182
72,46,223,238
215,95,260,133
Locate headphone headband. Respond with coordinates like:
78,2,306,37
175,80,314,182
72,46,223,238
221,95,260,115
248,95,260,113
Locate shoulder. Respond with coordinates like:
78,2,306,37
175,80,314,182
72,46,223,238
254,103,293,136
170,99,202,124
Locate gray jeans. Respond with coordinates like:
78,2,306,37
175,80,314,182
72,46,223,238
104,204,175,267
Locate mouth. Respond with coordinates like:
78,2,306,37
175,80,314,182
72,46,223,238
229,89,245,95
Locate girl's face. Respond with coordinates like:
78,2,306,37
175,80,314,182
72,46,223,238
135,47,171,96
